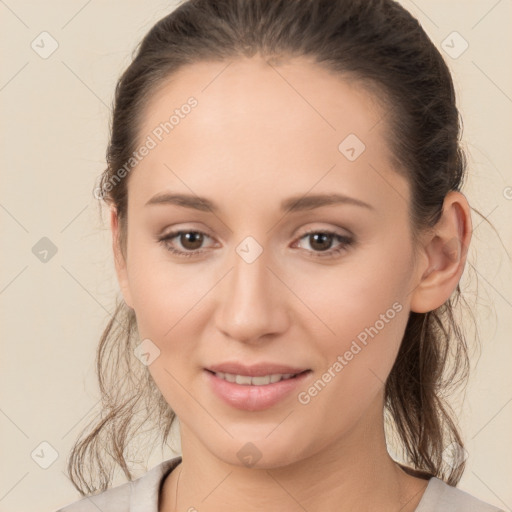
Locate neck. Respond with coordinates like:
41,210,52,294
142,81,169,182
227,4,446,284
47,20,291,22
160,398,429,512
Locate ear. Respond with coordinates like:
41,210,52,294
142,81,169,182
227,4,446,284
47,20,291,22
409,191,472,313
110,207,134,309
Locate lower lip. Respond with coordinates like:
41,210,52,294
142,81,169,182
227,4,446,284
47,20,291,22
204,370,311,411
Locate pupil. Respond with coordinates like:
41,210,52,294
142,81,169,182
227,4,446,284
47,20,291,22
182,232,203,250
311,233,332,251
178,232,334,252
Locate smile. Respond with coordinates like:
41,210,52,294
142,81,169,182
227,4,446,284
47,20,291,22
212,371,302,386
204,369,312,411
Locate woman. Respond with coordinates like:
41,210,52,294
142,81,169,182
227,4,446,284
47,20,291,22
56,0,505,510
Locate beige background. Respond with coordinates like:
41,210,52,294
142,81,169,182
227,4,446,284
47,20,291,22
0,1,511,511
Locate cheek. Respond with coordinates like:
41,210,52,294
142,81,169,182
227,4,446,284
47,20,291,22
295,296,408,443
292,247,411,401
130,257,208,415
291,249,410,347
126,240,207,339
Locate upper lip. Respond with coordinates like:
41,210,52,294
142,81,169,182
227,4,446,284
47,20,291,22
206,362,310,377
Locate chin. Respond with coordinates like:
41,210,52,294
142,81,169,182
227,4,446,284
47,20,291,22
203,430,312,470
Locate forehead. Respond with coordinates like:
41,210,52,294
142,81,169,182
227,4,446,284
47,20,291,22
130,56,409,218
139,55,388,143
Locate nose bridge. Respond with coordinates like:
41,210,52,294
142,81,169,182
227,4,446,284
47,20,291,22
214,234,287,342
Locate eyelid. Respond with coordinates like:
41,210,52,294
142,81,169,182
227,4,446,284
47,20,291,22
157,224,354,260
158,222,214,238
292,228,353,256
159,223,351,245
156,228,218,257
295,224,353,239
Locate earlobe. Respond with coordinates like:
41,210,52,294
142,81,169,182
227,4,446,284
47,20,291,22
110,207,134,309
410,191,472,313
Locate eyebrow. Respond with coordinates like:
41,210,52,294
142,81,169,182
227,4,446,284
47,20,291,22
144,192,375,213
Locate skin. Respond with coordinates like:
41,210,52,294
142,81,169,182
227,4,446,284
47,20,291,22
111,55,472,512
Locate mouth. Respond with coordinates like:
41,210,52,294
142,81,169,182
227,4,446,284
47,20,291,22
203,365,312,411
205,369,310,386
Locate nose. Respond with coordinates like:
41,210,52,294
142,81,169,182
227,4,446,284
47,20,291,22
213,240,289,344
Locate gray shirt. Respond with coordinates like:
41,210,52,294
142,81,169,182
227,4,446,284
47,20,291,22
56,457,505,512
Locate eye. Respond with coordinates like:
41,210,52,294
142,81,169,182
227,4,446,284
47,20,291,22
293,229,353,259
157,229,215,258
157,228,354,260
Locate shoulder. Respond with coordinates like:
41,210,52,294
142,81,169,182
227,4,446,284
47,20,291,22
55,456,182,512
416,477,505,512
55,480,131,512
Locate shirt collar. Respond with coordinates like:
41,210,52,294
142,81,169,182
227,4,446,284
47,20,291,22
130,456,182,512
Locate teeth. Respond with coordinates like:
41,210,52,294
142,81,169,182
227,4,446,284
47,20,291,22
270,374,282,383
235,374,252,385
214,372,297,386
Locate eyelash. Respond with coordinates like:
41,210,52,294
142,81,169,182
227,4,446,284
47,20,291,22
157,228,353,260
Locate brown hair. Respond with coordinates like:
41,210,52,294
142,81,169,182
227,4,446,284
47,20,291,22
68,0,493,494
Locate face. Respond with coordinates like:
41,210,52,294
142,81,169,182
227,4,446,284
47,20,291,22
113,56,424,468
